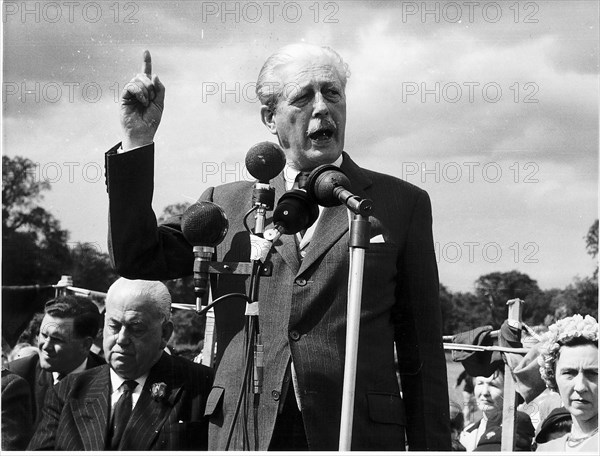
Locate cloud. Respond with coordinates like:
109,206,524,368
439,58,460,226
2,0,597,292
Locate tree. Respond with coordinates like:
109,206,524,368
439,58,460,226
451,291,488,331
555,219,599,320
585,219,598,259
439,285,481,334
585,219,598,279
157,202,191,224
2,156,50,234
2,156,71,285
552,278,598,320
474,271,543,328
2,155,123,348
68,243,118,293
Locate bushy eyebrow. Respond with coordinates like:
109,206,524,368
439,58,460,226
40,330,66,341
559,366,599,374
321,81,342,90
107,317,146,326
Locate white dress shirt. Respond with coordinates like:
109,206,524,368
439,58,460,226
109,369,148,415
52,358,88,384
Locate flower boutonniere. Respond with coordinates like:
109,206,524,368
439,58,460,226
150,382,168,402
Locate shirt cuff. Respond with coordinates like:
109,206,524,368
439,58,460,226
119,142,154,154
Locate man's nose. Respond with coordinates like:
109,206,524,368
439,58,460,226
312,92,329,117
39,337,51,351
116,327,130,345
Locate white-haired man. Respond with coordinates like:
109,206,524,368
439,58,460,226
28,278,214,451
105,43,450,451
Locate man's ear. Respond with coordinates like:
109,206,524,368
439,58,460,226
160,320,174,349
260,105,277,135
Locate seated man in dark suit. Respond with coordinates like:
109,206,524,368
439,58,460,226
28,278,214,451
8,295,104,434
1,368,33,450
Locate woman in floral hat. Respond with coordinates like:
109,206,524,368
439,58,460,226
536,314,598,452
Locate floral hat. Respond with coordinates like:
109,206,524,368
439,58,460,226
537,314,598,391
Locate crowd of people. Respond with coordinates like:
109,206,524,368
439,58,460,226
447,314,598,452
2,290,597,452
1,42,598,451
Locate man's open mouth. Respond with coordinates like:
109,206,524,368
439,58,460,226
308,126,335,141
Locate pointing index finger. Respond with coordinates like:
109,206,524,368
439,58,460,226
142,50,152,78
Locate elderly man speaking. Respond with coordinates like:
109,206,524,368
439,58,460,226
105,43,450,451
28,278,214,451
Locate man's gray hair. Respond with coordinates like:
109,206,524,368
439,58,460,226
106,278,172,322
256,43,350,111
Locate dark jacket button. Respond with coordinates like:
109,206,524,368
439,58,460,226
289,330,301,341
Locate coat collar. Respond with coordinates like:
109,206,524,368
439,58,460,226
298,153,372,276
269,152,372,276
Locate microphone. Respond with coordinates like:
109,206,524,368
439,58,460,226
264,190,319,242
181,201,229,311
245,142,286,234
306,164,373,215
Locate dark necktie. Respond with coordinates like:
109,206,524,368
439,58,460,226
295,172,311,239
109,380,138,450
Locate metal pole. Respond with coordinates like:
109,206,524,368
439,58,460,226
339,213,370,451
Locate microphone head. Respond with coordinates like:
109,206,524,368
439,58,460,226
306,164,351,207
245,142,286,182
181,201,229,247
273,190,319,234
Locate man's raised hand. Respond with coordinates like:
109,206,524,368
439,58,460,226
120,50,165,151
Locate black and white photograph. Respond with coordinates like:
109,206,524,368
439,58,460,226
2,0,598,452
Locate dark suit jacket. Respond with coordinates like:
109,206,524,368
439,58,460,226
27,352,214,450
1,369,33,450
461,411,535,451
106,144,451,451
8,351,105,429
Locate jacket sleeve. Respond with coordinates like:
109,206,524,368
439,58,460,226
393,189,451,450
1,371,33,450
105,143,194,280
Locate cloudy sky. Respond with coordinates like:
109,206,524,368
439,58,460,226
3,0,598,293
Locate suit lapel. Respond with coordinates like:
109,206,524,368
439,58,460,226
71,365,110,450
35,362,52,421
120,354,181,450
297,153,372,277
297,204,348,277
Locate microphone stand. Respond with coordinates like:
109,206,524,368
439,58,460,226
247,257,263,451
252,183,275,234
338,200,372,451
225,227,273,451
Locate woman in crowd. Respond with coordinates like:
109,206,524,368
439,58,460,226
536,314,598,452
459,362,534,451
